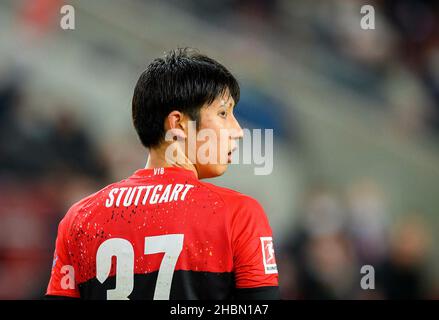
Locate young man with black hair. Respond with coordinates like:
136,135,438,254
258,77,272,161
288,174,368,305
46,48,279,300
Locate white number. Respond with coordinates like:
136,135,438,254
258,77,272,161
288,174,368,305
145,234,184,300
95,234,184,300
96,238,134,300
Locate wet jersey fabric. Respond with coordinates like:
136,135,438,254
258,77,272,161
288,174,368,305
46,167,278,299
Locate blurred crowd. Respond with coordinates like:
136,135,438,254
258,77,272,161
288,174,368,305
0,73,111,299
179,0,439,138
277,180,436,299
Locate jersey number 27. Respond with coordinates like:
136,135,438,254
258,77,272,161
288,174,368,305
96,234,184,300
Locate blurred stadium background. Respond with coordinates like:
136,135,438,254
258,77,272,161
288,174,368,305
0,0,438,299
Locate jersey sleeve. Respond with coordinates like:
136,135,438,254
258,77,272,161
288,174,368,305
46,210,80,298
230,196,279,290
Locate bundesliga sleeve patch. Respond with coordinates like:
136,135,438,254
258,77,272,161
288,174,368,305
260,237,278,274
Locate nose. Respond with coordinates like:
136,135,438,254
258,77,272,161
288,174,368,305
230,115,244,140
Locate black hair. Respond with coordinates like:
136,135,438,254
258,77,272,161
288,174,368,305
132,48,240,149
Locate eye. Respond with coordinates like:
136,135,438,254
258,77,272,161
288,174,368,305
218,110,228,118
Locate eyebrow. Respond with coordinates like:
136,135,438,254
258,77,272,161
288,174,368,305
219,99,235,109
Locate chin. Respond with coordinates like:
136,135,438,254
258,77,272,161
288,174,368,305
197,164,229,179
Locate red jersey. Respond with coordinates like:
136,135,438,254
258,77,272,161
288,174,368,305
46,167,279,299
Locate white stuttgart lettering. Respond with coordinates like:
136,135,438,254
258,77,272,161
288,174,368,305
105,184,194,208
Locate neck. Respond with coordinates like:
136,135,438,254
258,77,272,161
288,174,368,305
145,145,199,179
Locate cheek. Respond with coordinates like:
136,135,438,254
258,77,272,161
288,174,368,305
199,113,219,131
198,117,226,148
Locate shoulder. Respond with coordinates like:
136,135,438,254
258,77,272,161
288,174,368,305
59,183,116,230
197,181,265,214
196,181,270,236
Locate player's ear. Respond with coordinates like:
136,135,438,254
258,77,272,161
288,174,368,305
166,111,187,140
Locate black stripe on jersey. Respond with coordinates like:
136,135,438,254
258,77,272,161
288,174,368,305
234,286,280,300
78,270,235,300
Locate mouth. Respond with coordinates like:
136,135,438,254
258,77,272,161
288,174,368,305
227,146,237,163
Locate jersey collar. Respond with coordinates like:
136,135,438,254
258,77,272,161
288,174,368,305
132,167,198,180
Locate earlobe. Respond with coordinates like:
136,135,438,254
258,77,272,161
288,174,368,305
165,111,187,140
169,128,186,141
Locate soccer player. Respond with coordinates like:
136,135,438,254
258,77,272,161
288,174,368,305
46,48,279,300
